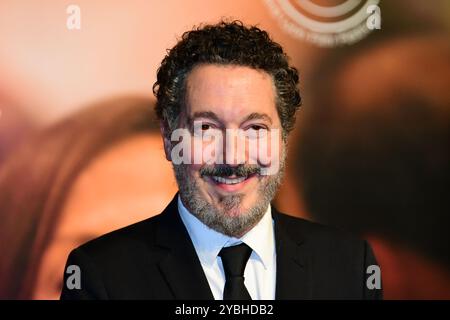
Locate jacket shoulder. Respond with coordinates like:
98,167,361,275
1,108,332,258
73,213,165,262
275,211,382,299
275,211,367,253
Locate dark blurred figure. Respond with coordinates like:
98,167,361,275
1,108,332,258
0,96,176,299
297,35,450,299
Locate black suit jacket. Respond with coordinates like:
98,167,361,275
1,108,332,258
60,193,382,300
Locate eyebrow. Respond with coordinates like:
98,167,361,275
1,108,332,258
188,111,273,126
189,111,221,124
243,112,273,125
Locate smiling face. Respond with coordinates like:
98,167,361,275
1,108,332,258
162,64,286,237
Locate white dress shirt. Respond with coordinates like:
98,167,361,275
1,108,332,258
177,195,276,300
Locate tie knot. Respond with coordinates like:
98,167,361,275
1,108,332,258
219,243,252,278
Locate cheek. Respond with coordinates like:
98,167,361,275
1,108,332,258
254,132,283,171
201,137,224,165
183,163,203,178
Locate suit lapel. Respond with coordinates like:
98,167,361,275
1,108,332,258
155,194,214,299
273,208,311,299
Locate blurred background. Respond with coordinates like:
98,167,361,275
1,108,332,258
0,0,449,299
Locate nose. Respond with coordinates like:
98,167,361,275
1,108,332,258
223,130,246,166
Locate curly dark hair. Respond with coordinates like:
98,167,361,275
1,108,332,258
153,20,301,139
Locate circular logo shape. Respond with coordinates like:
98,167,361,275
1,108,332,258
265,0,380,47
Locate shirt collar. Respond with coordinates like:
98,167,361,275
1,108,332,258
178,195,275,269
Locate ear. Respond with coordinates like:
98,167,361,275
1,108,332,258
160,120,172,161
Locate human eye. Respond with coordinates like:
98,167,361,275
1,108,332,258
201,123,212,131
193,121,218,137
245,124,268,139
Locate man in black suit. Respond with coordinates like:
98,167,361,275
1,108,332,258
61,21,381,300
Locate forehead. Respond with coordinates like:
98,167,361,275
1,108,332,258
184,64,277,118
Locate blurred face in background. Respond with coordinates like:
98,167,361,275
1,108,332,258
33,134,177,299
166,65,286,238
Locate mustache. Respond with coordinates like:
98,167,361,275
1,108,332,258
199,164,261,178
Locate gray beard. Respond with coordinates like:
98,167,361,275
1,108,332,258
173,148,286,238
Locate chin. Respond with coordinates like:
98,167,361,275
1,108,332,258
222,206,244,218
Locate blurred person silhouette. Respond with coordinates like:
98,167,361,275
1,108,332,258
0,96,177,299
297,35,450,299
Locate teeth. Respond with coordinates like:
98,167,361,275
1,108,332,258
211,176,247,185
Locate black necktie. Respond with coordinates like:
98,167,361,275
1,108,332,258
219,243,253,300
